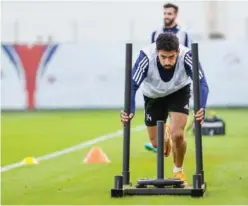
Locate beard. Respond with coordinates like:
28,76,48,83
164,18,175,27
163,65,174,69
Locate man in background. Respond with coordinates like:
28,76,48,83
151,3,192,48
145,2,194,153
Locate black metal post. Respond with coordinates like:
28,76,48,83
114,176,123,189
122,43,132,185
191,43,204,187
157,121,164,179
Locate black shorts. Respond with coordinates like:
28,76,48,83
144,84,191,126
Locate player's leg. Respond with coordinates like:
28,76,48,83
169,112,188,182
143,96,171,157
170,113,188,168
167,84,191,184
145,124,171,156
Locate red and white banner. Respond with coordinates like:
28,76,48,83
1,42,248,110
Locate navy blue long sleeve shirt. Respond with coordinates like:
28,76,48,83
131,51,209,114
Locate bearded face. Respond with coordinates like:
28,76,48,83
163,7,177,27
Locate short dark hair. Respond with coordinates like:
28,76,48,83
156,32,179,52
163,3,179,13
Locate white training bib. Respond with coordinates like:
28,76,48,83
140,43,191,98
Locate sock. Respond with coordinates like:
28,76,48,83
173,165,183,173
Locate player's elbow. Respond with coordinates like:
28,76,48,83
205,80,209,95
202,80,209,92
201,79,209,100
206,84,209,94
132,79,139,90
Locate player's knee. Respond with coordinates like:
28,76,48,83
171,130,184,145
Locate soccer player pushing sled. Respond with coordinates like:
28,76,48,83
120,33,209,185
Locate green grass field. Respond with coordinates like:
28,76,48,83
1,109,248,205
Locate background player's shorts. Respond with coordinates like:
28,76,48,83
144,84,191,126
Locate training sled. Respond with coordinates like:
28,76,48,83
111,43,207,197
111,121,207,197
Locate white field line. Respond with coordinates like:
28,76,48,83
0,125,145,173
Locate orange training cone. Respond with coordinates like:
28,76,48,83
83,147,110,163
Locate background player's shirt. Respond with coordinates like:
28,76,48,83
131,44,209,114
151,25,192,48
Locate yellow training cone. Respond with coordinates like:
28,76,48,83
22,157,39,165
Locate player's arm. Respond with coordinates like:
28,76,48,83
184,32,193,49
184,51,209,121
151,31,156,43
120,51,149,123
131,51,149,114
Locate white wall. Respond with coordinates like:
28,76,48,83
1,42,248,109
2,1,248,43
